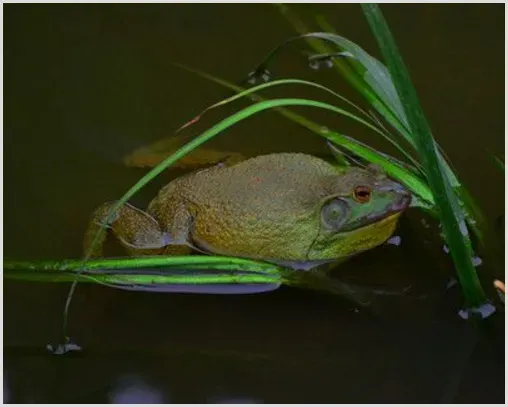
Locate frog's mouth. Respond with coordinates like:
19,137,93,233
341,192,412,232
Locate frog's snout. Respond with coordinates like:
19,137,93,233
390,184,412,212
378,180,412,212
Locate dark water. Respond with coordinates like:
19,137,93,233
4,4,505,403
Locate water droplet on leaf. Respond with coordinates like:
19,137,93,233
472,256,482,267
458,220,469,237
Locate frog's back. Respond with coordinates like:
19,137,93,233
153,153,341,215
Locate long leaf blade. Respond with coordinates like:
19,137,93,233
362,4,488,310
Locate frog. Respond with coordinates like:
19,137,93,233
84,152,411,272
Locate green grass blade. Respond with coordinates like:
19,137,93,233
4,255,282,274
174,74,374,132
362,4,488,310
3,257,374,306
4,271,282,286
4,256,283,286
4,256,285,290
5,269,282,285
274,5,411,140
304,32,409,130
174,63,424,172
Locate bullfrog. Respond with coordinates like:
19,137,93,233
84,152,411,272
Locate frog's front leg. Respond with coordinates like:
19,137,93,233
83,202,173,257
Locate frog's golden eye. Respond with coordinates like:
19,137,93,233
353,186,372,203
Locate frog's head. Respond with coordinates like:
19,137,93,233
308,164,411,260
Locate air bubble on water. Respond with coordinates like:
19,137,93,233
442,244,449,254
386,235,401,246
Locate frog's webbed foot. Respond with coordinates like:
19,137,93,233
83,202,173,257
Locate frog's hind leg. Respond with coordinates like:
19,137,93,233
83,202,174,257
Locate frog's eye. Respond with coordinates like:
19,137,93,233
321,198,349,230
353,186,372,203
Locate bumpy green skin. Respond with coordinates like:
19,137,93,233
85,153,410,264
